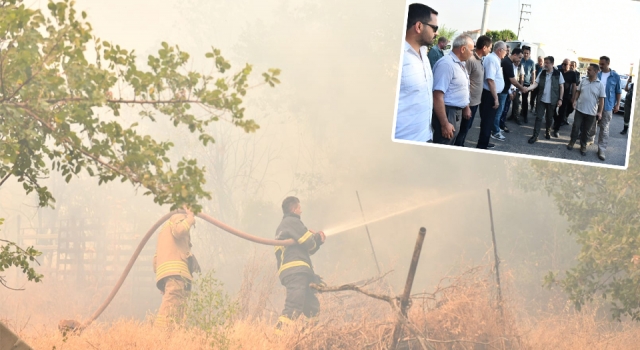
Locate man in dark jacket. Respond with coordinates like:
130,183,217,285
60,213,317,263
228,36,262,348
274,196,326,332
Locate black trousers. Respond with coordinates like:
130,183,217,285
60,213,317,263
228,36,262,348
530,87,539,109
624,96,633,126
281,273,319,319
477,89,497,149
553,96,574,131
521,90,530,118
570,110,596,148
533,101,555,136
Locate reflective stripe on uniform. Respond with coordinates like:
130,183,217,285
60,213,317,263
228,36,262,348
156,260,192,282
297,231,313,244
278,315,293,324
278,260,310,276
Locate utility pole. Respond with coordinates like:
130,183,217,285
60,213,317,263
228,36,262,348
480,0,492,35
517,3,531,40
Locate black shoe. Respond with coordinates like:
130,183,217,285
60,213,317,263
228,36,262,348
552,130,559,138
524,117,529,124
562,121,570,126
545,130,551,139
516,118,523,125
621,126,628,135
598,149,605,161
528,135,538,144
501,126,510,133
580,146,587,156
487,143,495,148
567,142,575,150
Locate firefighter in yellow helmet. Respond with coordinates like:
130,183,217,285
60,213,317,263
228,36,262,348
274,196,326,332
153,206,200,328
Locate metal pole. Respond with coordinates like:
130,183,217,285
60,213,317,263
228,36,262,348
480,0,493,35
391,227,427,349
356,191,382,276
487,189,504,318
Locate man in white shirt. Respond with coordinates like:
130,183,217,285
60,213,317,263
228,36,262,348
393,4,439,143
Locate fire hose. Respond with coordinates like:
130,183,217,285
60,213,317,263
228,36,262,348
62,210,297,333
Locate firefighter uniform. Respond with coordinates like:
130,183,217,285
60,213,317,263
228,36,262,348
274,212,324,327
153,212,196,328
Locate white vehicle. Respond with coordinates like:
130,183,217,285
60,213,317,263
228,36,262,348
505,41,545,60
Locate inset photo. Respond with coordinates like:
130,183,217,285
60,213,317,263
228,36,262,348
392,0,640,168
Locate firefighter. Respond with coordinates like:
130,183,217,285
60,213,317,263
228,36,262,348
274,196,326,333
153,205,200,328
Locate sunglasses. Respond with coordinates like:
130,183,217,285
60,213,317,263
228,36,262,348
422,22,439,33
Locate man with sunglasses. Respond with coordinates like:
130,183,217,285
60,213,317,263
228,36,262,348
394,3,439,143
586,56,622,161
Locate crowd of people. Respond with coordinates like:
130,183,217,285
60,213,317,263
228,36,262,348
394,3,634,161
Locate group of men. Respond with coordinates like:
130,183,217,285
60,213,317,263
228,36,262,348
395,3,633,161
152,198,326,334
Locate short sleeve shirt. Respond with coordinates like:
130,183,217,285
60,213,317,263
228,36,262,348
465,52,484,106
501,56,515,94
522,59,535,85
561,70,577,97
432,52,470,108
483,52,505,93
576,77,606,116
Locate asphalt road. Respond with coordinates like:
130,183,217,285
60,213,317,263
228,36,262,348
462,102,630,167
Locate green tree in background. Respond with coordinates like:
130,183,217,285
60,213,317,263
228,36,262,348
486,29,517,43
519,77,640,321
0,0,280,288
435,24,457,43
428,24,456,50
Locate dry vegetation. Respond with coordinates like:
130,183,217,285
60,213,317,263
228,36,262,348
7,260,640,350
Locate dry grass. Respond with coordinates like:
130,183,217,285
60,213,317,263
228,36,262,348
9,263,640,350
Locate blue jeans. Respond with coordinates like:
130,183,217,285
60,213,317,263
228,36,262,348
493,93,508,134
454,104,479,147
501,96,512,127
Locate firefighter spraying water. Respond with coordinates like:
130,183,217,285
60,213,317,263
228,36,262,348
274,197,327,333
57,191,469,335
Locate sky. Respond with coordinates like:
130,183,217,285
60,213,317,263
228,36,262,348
411,0,640,74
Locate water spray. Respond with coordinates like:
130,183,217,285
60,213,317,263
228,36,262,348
323,192,471,237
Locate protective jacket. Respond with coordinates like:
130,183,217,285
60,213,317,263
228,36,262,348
274,213,324,280
153,213,196,290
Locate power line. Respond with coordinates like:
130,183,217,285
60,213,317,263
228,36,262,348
517,3,531,40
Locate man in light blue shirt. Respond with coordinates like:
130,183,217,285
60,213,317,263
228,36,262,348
393,4,439,143
586,56,622,161
476,41,507,149
431,34,474,144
